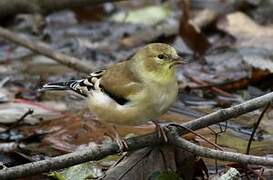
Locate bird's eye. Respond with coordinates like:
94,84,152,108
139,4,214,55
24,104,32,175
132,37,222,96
157,54,165,59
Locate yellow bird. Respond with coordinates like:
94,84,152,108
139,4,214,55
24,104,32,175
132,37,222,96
41,43,184,148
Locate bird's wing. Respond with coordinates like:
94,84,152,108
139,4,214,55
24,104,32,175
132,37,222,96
41,61,143,105
99,61,143,103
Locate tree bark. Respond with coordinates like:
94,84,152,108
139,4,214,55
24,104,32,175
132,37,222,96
173,136,273,166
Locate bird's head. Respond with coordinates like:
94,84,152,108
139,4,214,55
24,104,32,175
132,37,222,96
132,43,184,83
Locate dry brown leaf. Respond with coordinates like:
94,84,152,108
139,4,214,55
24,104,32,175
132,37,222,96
41,114,107,152
217,12,273,78
0,100,65,124
104,146,196,180
179,0,210,56
217,12,273,50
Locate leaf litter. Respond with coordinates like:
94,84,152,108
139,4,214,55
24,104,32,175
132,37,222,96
1,0,273,179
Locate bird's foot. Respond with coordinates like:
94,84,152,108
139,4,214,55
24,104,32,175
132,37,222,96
114,132,128,153
151,120,168,143
111,125,128,153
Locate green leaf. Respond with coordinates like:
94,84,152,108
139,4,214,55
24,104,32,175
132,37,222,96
110,5,172,26
49,162,103,180
148,170,180,180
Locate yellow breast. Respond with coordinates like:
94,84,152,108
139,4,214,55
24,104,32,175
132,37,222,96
144,78,178,117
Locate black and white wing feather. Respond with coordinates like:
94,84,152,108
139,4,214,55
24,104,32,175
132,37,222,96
40,70,105,97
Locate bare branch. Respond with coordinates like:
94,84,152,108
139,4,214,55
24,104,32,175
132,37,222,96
1,92,273,179
173,136,273,166
0,27,94,73
180,92,273,134
0,143,121,179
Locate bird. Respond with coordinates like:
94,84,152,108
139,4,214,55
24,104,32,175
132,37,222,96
40,43,184,149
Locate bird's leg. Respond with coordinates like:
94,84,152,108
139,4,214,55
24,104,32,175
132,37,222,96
151,120,168,142
106,124,128,152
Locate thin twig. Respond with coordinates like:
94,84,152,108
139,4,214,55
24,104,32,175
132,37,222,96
258,168,265,180
247,166,265,180
17,108,34,122
207,126,226,174
184,73,234,97
244,104,270,179
169,123,223,151
246,103,270,155
179,92,273,135
8,109,34,130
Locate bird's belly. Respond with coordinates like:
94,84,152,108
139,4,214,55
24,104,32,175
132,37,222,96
87,83,178,126
87,90,153,125
89,102,153,125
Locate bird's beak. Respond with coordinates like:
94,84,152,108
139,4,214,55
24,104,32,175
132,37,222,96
169,56,185,68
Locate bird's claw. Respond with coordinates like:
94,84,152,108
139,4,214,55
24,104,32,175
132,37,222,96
112,126,128,153
151,120,169,143
115,136,128,153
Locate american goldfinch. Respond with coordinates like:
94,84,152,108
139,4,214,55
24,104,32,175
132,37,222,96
41,43,184,147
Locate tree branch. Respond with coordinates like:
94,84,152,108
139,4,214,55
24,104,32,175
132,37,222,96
0,26,94,74
173,135,273,166
0,92,273,179
0,0,126,19
180,92,273,134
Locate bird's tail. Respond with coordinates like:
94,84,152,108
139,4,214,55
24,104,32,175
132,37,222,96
39,80,79,91
40,70,104,96
39,80,88,97
40,82,66,91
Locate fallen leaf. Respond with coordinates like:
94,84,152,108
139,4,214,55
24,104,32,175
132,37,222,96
50,162,103,180
179,0,210,56
40,114,107,152
104,146,195,180
0,100,65,124
217,12,273,50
